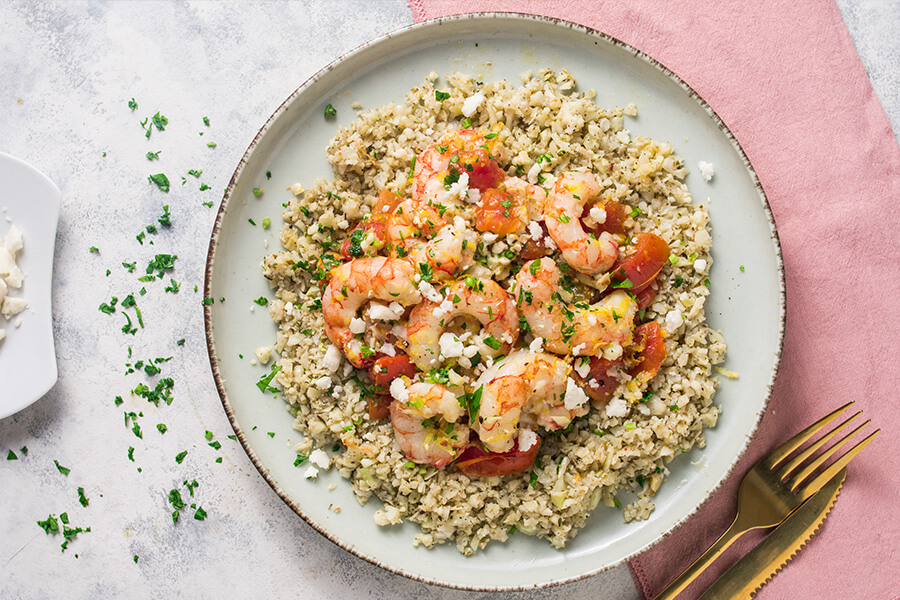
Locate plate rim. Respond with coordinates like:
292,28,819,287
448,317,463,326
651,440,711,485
0,151,61,420
203,11,786,591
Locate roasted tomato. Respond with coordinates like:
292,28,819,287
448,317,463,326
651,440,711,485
575,356,624,404
366,395,393,420
463,152,506,192
519,221,554,260
373,189,403,215
475,188,523,235
368,354,418,388
628,321,667,379
455,438,542,477
634,279,660,311
610,232,670,293
583,199,630,235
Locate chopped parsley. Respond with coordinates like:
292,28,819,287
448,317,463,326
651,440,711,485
128,98,138,111
203,116,210,126
148,173,170,192
146,150,161,161
434,90,450,101
156,423,168,434
53,460,71,476
256,364,282,393
324,103,337,117
253,296,268,306
175,450,188,464
7,450,17,460
77,487,90,507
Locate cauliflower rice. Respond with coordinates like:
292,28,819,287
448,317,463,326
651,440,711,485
262,69,725,554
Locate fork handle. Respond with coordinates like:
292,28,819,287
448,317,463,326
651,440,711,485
652,515,749,600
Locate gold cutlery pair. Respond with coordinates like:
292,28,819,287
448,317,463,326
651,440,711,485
654,402,878,599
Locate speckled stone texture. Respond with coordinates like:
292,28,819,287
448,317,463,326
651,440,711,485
0,2,894,599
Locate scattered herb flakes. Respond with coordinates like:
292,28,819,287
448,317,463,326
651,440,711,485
164,279,180,293
248,218,257,226
127,446,135,461
188,169,202,178
148,173,170,192
99,296,118,315
256,364,282,393
175,450,188,464
206,142,216,148
156,423,168,435
89,246,99,253
176,338,185,346
204,430,213,441
54,460,71,476
293,454,308,467
253,188,262,197
77,487,90,507
7,450,17,460
253,296,268,306
201,297,214,306
265,170,272,180
20,446,28,455
324,103,337,118
435,90,450,101
529,472,538,488
740,265,745,272
266,432,275,439
122,261,136,273
158,204,172,227
203,116,210,126
261,217,271,229
128,98,138,111
146,150,161,161
199,183,211,191
193,506,207,521
114,395,124,406
151,111,168,131
133,555,139,563
208,441,222,450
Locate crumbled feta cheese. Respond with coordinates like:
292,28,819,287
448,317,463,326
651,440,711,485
693,258,708,272
388,302,405,317
389,379,409,402
571,343,586,356
349,317,367,334
417,281,443,303
367,302,400,321
563,378,590,410
445,171,470,200
528,337,544,352
481,232,498,244
323,344,342,373
605,397,629,418
254,345,272,365
313,375,332,391
665,310,684,332
574,358,591,378
698,161,715,182
439,333,465,359
433,298,454,319
518,428,538,451
379,343,396,357
461,91,484,117
527,221,543,240
1,297,27,319
304,465,319,479
588,206,607,224
309,449,331,469
466,187,481,204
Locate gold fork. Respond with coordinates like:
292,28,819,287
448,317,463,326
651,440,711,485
654,401,879,600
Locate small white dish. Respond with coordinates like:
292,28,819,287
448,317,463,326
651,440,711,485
0,152,61,419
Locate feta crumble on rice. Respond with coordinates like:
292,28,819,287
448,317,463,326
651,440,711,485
305,465,320,479
313,375,332,391
588,206,607,224
698,161,715,182
665,309,684,332
461,91,484,117
605,397,629,418
693,258,708,272
518,428,538,451
323,344,343,372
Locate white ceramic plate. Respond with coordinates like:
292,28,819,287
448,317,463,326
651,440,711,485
0,152,60,419
205,14,784,590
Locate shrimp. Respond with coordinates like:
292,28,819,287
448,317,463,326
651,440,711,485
471,350,589,453
405,277,519,371
390,381,470,468
515,257,637,357
385,199,446,250
543,171,619,275
322,257,422,367
406,221,477,281
413,129,505,208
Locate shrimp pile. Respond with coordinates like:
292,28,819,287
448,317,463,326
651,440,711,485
319,129,672,473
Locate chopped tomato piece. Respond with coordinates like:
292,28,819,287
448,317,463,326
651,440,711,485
368,354,418,388
628,321,666,379
634,279,660,311
455,438,541,477
575,356,624,403
610,232,670,293
583,199,630,235
519,221,553,260
373,189,403,215
475,188,522,235
367,395,392,420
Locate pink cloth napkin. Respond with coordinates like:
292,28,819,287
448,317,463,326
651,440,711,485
410,1,900,598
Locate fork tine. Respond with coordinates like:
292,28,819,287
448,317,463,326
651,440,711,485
792,428,880,500
776,410,862,481
766,401,854,467
787,419,871,489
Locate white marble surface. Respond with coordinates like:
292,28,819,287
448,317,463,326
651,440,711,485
0,2,895,599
